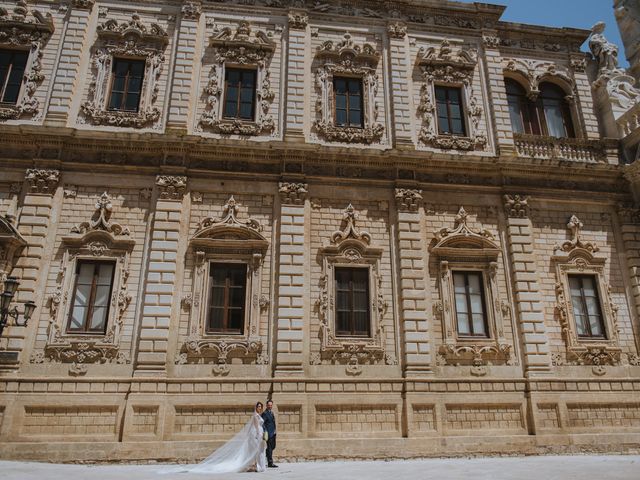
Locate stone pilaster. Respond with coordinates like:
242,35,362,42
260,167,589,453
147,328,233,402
166,1,202,132
387,22,412,149
394,188,432,376
134,175,187,375
45,1,94,126
274,181,308,376
1,170,59,367
617,203,640,352
503,194,552,376
482,32,516,156
569,54,601,140
284,11,308,141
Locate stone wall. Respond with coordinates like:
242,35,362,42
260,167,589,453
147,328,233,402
0,0,639,463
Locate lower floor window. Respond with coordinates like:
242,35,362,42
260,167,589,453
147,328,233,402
335,267,370,337
207,263,247,334
453,271,488,337
568,274,605,339
67,260,115,334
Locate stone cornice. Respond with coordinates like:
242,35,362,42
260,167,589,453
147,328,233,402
0,126,627,197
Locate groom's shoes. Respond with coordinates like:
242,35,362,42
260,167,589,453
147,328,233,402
268,464,278,468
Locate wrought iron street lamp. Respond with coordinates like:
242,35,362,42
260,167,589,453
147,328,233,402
0,276,36,338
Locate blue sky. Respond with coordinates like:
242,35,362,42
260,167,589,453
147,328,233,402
460,0,629,67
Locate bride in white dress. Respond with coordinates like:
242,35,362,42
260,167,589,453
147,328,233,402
161,402,267,474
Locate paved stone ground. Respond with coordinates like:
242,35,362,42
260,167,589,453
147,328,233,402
1,455,639,480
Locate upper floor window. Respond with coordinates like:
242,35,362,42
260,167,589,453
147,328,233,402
568,274,605,339
108,58,145,112
67,260,116,334
207,262,247,334
335,266,370,337
223,68,257,120
505,78,574,138
0,49,28,105
334,77,364,128
453,271,488,337
435,86,466,136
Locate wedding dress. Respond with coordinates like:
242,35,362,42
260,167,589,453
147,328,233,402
160,412,267,474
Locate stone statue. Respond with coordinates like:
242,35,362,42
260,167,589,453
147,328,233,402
589,21,622,75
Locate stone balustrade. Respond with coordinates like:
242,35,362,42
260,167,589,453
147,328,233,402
513,133,609,163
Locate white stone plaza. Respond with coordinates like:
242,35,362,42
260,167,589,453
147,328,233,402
2,456,640,480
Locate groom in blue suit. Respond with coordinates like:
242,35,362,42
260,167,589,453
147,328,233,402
261,399,277,467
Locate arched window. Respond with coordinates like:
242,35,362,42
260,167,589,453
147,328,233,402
539,82,575,138
505,78,575,138
506,79,540,135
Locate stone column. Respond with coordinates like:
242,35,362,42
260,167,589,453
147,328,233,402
394,188,432,376
0,170,59,368
165,1,202,133
503,194,552,376
569,54,601,140
134,175,187,375
387,22,412,149
482,32,516,156
45,0,95,126
273,181,308,376
617,203,640,352
284,11,308,142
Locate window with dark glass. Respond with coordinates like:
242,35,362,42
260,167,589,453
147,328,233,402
506,78,541,136
0,49,28,105
435,86,466,136
539,83,575,138
568,274,606,339
453,271,488,337
505,78,574,138
207,263,247,334
333,77,363,128
223,68,257,120
335,267,370,336
108,58,145,112
67,260,115,334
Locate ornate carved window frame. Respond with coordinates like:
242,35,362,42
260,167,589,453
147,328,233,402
32,193,135,375
198,21,277,136
552,215,621,375
177,196,268,375
313,33,384,145
430,207,511,376
0,1,54,121
315,204,389,375
417,39,486,151
80,13,168,129
502,57,582,137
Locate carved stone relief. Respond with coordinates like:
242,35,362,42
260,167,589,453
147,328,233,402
156,175,187,200
313,32,384,144
503,57,575,101
31,193,135,374
199,21,277,136
0,1,54,121
25,168,59,194
80,14,168,129
430,207,512,375
315,204,391,375
417,39,486,151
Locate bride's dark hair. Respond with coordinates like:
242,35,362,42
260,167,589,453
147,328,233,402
255,401,264,410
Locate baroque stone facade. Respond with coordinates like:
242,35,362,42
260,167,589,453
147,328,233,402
0,0,639,462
